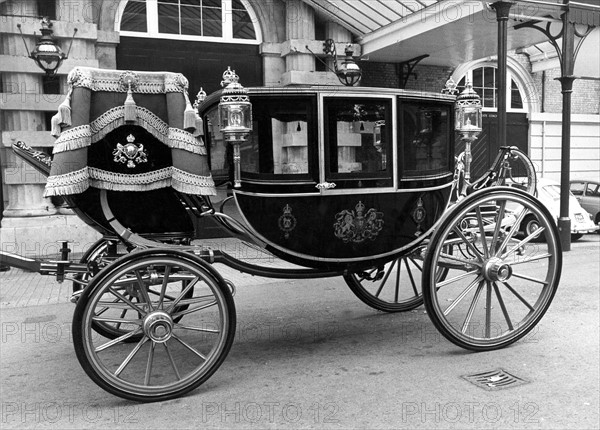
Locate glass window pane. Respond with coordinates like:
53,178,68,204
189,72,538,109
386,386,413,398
232,0,244,9
181,5,201,35
181,0,200,5
121,1,147,32
158,0,179,4
472,68,483,88
325,99,390,177
244,97,313,175
483,67,495,88
203,0,221,7
511,79,523,109
202,7,222,36
570,182,585,195
158,3,180,34
402,102,450,177
232,9,256,39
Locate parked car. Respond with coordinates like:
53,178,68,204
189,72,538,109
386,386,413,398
570,179,600,231
520,178,599,241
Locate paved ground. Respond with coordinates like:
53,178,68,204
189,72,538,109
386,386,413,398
0,235,598,429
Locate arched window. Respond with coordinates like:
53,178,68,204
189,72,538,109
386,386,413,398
456,66,525,112
118,0,261,44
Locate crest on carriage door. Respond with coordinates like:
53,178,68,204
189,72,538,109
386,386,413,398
113,134,148,168
334,201,384,243
278,204,297,239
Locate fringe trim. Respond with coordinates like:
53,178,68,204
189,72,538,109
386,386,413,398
57,88,73,126
44,166,216,196
53,125,92,153
51,113,62,137
52,107,206,156
44,167,90,197
172,167,216,195
68,67,189,94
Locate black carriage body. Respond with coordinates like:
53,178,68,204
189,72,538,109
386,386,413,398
200,87,456,269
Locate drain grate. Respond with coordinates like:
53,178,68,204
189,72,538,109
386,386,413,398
462,369,529,391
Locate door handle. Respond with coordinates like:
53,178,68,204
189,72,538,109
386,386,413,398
316,182,336,190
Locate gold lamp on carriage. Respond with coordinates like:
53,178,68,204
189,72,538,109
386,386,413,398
218,67,252,188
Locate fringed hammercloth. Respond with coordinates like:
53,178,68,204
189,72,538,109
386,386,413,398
44,67,215,197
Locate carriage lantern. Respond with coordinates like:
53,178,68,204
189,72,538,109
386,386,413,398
454,81,482,139
218,67,252,188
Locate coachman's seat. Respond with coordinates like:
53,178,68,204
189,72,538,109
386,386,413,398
44,67,215,239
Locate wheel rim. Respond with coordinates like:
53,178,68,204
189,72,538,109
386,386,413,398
424,189,561,350
77,254,233,399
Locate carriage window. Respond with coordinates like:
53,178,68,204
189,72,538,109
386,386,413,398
401,102,451,177
324,98,392,187
243,96,315,177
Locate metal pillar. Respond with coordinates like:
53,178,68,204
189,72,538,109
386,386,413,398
491,1,513,148
557,10,575,251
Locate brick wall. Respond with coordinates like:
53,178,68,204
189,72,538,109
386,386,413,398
359,61,452,92
535,68,600,114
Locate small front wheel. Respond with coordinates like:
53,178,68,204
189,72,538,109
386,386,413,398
423,187,561,351
73,249,235,402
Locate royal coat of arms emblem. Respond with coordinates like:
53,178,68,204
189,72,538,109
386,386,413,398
113,134,148,168
333,201,384,243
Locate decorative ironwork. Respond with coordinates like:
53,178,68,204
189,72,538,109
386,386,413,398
334,201,384,243
398,54,429,89
278,205,297,239
411,197,427,236
113,134,148,168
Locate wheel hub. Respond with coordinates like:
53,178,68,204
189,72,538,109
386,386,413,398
143,311,174,343
483,257,512,282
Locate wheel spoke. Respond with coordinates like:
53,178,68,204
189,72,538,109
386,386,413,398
438,252,481,268
510,253,552,266
461,281,485,333
492,281,514,331
175,323,221,334
502,227,546,258
92,316,142,325
500,281,535,311
375,259,397,298
171,300,218,319
405,259,419,297
489,200,507,255
436,269,480,288
443,275,483,316
115,336,149,377
163,342,181,381
167,277,200,312
452,226,484,261
144,342,156,386
135,270,154,312
95,328,144,352
108,287,147,315
157,265,172,309
511,272,549,286
485,281,492,338
476,207,489,258
496,207,529,256
171,334,207,360
394,260,401,303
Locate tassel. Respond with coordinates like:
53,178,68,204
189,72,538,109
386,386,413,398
183,90,197,131
57,88,72,126
51,113,62,137
193,114,204,137
124,84,137,123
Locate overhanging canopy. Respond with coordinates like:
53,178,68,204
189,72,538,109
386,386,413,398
305,0,600,72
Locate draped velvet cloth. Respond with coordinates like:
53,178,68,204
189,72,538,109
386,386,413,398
44,67,215,197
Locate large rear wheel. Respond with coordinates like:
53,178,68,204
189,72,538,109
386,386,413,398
423,187,561,351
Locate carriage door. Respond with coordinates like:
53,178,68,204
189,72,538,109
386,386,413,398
321,97,394,191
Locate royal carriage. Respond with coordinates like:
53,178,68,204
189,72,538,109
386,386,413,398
2,66,561,402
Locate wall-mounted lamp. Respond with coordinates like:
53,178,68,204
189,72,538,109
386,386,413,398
306,39,362,86
17,17,77,76
323,39,362,86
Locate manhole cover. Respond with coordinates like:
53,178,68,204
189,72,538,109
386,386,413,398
462,369,529,391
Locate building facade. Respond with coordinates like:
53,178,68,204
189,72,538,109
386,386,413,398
1,0,599,256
